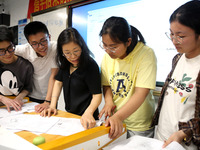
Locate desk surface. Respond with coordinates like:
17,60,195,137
16,110,81,144
0,99,126,149
15,110,126,150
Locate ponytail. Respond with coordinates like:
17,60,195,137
127,26,146,55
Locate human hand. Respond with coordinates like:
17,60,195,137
1,96,22,112
40,107,57,117
105,114,123,139
98,102,116,121
13,97,24,107
35,102,50,113
81,112,96,130
162,130,186,148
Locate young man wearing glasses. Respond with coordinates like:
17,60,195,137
15,21,58,113
0,25,34,112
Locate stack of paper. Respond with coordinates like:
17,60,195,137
0,102,38,118
0,102,87,136
103,135,186,150
0,114,60,133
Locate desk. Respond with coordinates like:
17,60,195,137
15,110,127,150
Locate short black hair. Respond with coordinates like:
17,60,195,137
0,25,14,43
24,21,49,41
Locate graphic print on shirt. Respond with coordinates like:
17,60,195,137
110,72,133,98
0,70,19,95
168,73,193,104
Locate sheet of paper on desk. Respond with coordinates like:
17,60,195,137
0,126,41,150
0,102,38,118
46,118,85,136
0,114,60,133
103,135,185,150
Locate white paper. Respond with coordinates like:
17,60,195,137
103,135,185,150
0,102,38,118
46,118,85,136
0,126,41,150
0,114,60,133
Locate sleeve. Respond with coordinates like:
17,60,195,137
15,45,27,58
101,54,110,86
179,118,200,146
135,48,157,89
85,59,102,94
55,69,63,82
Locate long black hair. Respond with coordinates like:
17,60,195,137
99,16,145,55
56,27,94,70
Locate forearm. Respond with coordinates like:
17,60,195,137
45,68,58,101
103,86,114,105
84,94,102,114
114,87,150,121
49,80,62,109
16,90,29,101
0,95,5,102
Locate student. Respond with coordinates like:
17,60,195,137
98,16,157,139
15,21,58,113
0,25,34,112
151,1,200,150
40,27,102,129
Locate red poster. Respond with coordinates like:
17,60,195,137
27,0,74,18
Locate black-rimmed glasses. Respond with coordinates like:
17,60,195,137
31,39,48,49
0,44,15,56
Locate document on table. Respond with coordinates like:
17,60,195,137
0,114,60,133
103,135,186,150
0,126,41,150
0,113,85,136
46,118,85,136
0,102,38,118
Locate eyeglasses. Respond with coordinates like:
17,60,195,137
0,44,15,56
31,39,48,49
63,50,82,58
99,42,119,53
165,32,183,44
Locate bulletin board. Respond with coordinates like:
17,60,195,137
31,7,68,41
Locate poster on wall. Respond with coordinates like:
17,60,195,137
27,0,74,18
18,19,28,45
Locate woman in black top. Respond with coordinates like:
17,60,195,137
41,27,102,129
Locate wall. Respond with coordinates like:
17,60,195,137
2,0,29,27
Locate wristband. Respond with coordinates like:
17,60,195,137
44,100,51,103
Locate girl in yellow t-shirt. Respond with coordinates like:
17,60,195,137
98,16,157,139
